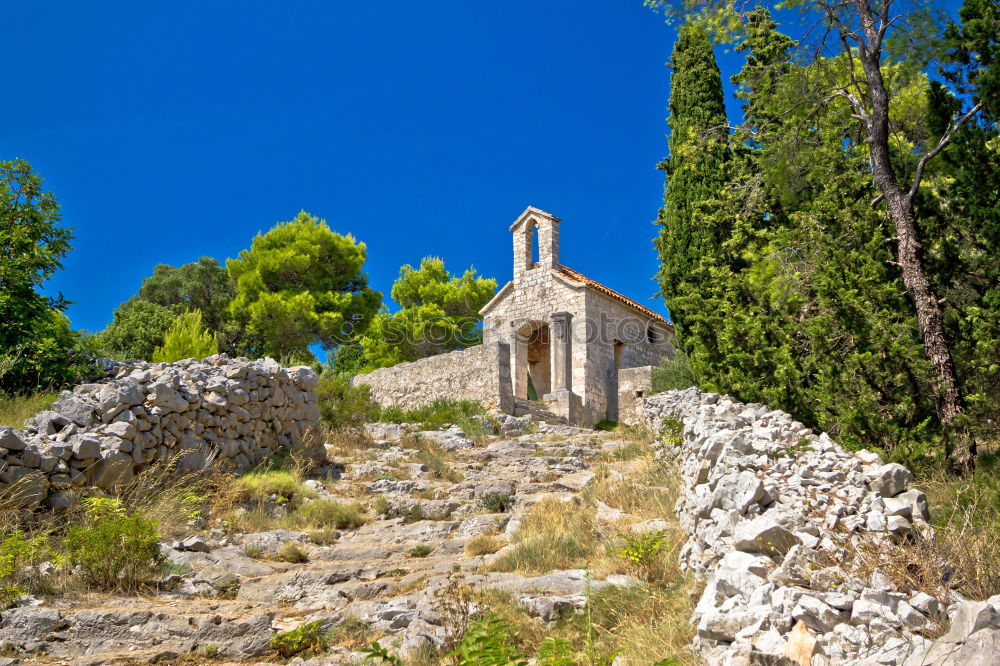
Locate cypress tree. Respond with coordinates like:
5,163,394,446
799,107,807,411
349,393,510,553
654,21,731,326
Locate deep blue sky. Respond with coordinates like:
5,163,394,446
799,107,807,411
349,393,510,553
4,1,959,334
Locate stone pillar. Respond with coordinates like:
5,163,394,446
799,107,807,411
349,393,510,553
511,329,528,400
550,311,573,392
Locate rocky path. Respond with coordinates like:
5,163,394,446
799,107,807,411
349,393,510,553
0,418,666,665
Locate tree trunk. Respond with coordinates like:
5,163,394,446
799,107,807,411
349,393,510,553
855,41,975,470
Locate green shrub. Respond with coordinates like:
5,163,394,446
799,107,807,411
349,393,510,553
269,620,326,657
479,493,514,513
446,614,526,665
593,419,618,432
619,530,668,574
151,309,218,363
234,469,317,505
289,499,366,530
65,498,162,591
0,529,53,609
315,373,380,430
650,350,696,393
409,544,434,558
275,541,309,563
379,399,484,431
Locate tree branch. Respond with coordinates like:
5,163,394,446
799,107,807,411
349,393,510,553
906,102,983,203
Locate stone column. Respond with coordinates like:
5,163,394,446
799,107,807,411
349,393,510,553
550,311,573,392
511,328,528,399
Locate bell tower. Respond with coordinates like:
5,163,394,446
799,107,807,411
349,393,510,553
510,206,560,282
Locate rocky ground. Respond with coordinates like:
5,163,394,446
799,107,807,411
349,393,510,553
0,415,684,665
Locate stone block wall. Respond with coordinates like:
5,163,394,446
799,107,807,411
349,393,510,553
642,388,996,665
0,355,320,510
616,366,653,426
352,342,513,413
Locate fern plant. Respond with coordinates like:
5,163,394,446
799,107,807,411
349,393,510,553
536,637,575,666
446,614,527,666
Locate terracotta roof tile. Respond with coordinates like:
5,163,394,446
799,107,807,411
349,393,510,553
553,265,671,327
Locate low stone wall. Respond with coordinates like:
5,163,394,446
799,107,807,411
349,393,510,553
352,342,513,413
616,366,653,426
0,355,320,511
643,388,999,665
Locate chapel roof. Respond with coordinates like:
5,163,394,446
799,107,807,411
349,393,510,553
552,265,671,327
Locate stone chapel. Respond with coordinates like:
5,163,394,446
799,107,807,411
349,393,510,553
354,206,676,425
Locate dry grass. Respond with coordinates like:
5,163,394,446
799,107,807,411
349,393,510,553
465,534,506,557
324,427,375,458
487,497,597,574
0,392,59,429
408,437,463,483
585,457,680,520
839,447,1000,605
325,617,382,650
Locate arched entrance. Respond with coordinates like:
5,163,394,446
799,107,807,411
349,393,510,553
515,320,550,400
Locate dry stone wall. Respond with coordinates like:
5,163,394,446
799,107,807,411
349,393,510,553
352,342,513,413
0,355,320,511
643,388,1000,666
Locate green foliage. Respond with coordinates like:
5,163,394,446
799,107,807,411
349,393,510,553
650,349,696,393
619,530,669,575
151,309,219,363
0,158,79,393
654,20,732,323
445,614,527,666
338,257,497,373
138,257,233,333
535,637,574,666
0,529,52,609
649,8,997,457
234,469,317,505
98,298,178,361
0,391,58,429
65,498,162,591
378,398,485,431
409,544,434,557
275,541,309,563
360,641,406,665
227,210,381,360
290,499,366,530
315,372,380,430
269,620,326,658
478,492,514,513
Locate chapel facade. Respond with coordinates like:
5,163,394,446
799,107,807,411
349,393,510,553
479,206,675,424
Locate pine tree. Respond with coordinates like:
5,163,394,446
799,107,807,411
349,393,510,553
152,310,219,363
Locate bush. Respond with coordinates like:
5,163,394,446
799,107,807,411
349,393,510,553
151,309,218,363
619,530,669,581
0,529,52,609
234,469,317,505
274,541,309,563
65,498,162,591
379,398,484,431
650,350,696,393
289,499,366,530
446,614,525,665
315,373,380,430
269,620,326,658
409,544,434,558
479,493,514,513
